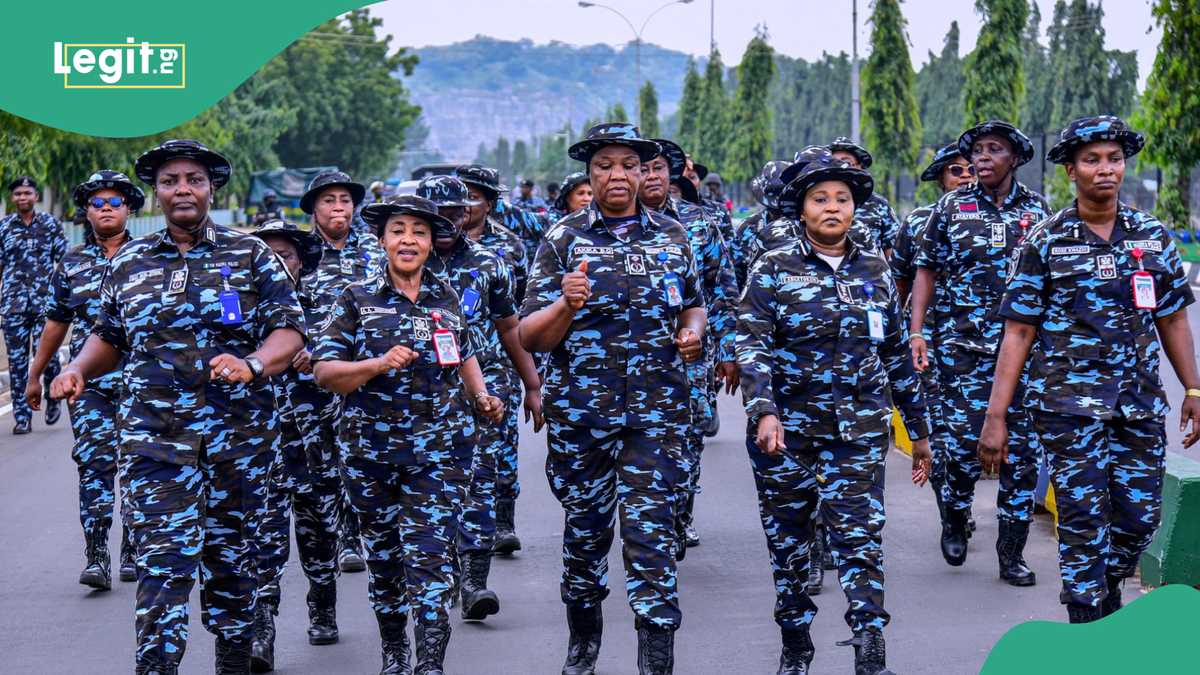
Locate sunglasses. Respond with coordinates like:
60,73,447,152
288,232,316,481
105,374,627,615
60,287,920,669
947,165,977,178
89,196,126,208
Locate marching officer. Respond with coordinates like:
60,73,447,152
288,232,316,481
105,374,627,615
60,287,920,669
49,139,306,674
981,116,1200,623
312,194,504,674
827,137,903,254
514,178,548,212
737,149,931,675
1,175,67,434
470,165,544,272
548,171,593,225
520,123,706,675
246,218,336,671
731,160,790,289
299,170,386,575
909,120,1050,585
26,171,140,590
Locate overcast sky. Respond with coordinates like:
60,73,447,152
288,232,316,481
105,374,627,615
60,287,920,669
374,0,1161,86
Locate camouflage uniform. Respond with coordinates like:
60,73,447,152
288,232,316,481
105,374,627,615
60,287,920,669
1000,203,1192,608
93,220,304,667
701,198,735,251
311,267,474,625
852,192,902,252
426,237,518,555
494,198,544,273
914,180,1050,524
0,210,67,426
521,204,703,630
737,230,930,636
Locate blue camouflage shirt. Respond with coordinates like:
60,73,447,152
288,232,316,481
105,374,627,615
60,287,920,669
46,236,131,391
472,216,528,304
521,205,704,429
1000,203,1194,420
94,221,305,465
0,211,68,316
493,199,543,274
853,192,902,252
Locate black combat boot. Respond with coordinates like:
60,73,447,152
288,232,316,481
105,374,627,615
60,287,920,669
45,397,62,425
562,604,602,675
777,626,814,675
135,662,179,675
493,498,522,555
215,636,252,675
119,524,137,582
682,493,700,547
460,551,501,621
996,518,1036,586
12,420,31,435
940,508,969,566
413,620,451,675
636,621,675,675
1101,576,1123,617
339,539,366,573
79,527,112,590
806,535,825,595
1067,602,1103,623
250,596,278,673
306,582,339,645
839,630,895,675
378,611,412,675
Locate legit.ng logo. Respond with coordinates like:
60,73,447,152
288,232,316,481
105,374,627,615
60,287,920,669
53,38,185,89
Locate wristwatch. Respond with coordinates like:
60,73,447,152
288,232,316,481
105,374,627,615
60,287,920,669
244,356,265,380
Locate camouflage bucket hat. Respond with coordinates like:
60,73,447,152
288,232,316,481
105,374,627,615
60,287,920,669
755,160,791,210
650,138,688,178
827,136,873,169
73,170,146,212
455,164,507,202
554,172,590,212
300,171,366,214
1046,115,1145,165
361,194,455,239
252,218,324,278
134,139,232,189
920,143,967,182
958,120,1035,168
779,148,874,209
568,122,661,164
416,175,473,208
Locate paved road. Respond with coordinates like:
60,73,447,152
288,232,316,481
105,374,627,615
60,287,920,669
6,298,1200,673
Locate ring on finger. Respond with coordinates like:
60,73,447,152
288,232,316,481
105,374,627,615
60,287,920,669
221,367,232,377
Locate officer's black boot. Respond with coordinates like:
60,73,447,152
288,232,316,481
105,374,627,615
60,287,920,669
562,604,602,675
777,626,814,675
806,535,825,595
135,662,179,675
215,636,253,675
12,419,31,435
996,518,1036,586
493,498,522,555
1101,576,1123,617
460,551,501,621
838,629,895,675
940,508,969,566
635,621,675,675
413,620,450,675
377,611,411,675
306,582,339,645
45,397,61,425
339,538,366,572
250,596,278,673
119,524,137,582
1066,602,1103,623
682,493,700,548
79,526,112,590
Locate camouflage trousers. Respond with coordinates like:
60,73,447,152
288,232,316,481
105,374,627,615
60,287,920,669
67,380,122,533
341,452,470,623
2,311,60,426
460,375,514,552
125,450,271,667
314,416,363,550
747,430,890,635
545,421,691,630
1033,411,1166,607
937,344,1039,521
494,382,523,505
919,346,952,508
257,420,340,598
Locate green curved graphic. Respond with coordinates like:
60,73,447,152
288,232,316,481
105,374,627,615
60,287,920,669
0,0,372,137
981,584,1200,673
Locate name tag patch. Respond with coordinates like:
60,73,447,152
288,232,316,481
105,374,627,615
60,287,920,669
781,274,819,285
646,245,684,257
360,305,398,316
1051,245,1091,256
573,246,614,256
1124,240,1163,253
129,268,164,285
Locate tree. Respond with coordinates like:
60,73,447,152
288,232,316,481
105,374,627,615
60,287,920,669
677,58,704,152
725,30,777,185
1020,2,1053,134
512,139,530,178
770,52,852,156
639,82,662,138
917,21,966,146
862,0,923,198
695,48,731,169
963,0,1029,125
494,137,512,181
1134,0,1200,227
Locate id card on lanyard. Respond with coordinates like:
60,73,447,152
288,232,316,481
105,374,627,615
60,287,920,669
1130,248,1156,310
430,311,461,366
218,264,244,325
863,281,884,341
658,252,684,308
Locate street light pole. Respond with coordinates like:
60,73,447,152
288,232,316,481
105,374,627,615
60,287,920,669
851,0,861,143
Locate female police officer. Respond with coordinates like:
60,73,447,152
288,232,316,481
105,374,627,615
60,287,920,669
980,116,1200,623
549,171,593,224
50,139,306,674
520,123,705,675
738,149,931,675
312,194,504,675
909,121,1050,584
27,170,141,591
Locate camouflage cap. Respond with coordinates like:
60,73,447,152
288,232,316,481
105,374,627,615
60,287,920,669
455,164,507,202
568,122,661,164
919,143,967,182
72,170,146,212
755,160,791,210
7,176,38,192
958,120,1035,168
416,175,472,208
134,139,232,189
361,194,455,239
779,148,874,209
650,138,688,178
300,171,366,214
827,136,873,169
1046,115,1145,165
252,218,324,278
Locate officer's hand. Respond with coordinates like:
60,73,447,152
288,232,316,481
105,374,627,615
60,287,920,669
293,349,313,375
977,413,1008,474
911,438,932,487
756,414,786,455
50,369,86,405
25,377,43,412
1181,395,1200,448
675,328,702,363
523,388,545,432
716,361,740,395
475,394,505,424
377,345,418,374
910,335,928,373
210,353,254,384
562,260,592,311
